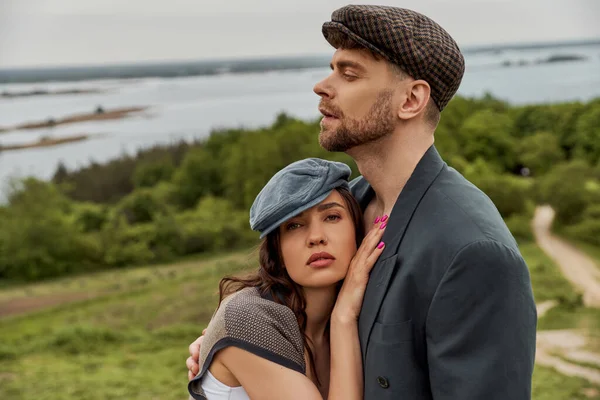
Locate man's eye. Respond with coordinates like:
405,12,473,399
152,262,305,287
343,74,358,81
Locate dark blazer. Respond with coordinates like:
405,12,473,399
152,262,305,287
351,145,537,400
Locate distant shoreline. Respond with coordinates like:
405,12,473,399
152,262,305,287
0,134,89,152
1,38,598,84
1,88,104,99
0,106,149,133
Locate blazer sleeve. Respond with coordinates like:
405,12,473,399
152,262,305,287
425,240,537,400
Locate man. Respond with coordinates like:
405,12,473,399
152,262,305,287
188,5,537,399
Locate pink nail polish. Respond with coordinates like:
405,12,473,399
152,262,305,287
377,241,385,249
381,215,389,223
380,222,387,230
374,216,380,224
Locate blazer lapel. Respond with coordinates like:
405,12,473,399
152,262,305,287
357,145,446,361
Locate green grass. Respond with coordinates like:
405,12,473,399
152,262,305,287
0,249,252,304
532,364,600,399
1,244,600,399
0,253,256,400
538,304,600,331
519,241,583,305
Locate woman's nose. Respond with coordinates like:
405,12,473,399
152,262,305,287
307,226,328,247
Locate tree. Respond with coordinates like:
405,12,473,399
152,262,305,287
52,162,69,184
459,110,518,172
464,159,531,218
132,158,175,188
537,161,595,225
173,147,223,209
0,179,101,280
573,105,600,165
518,131,565,176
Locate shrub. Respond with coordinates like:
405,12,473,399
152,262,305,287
536,161,595,225
101,218,155,267
0,180,102,280
465,160,532,218
505,214,534,243
112,189,170,225
72,202,108,233
177,197,255,254
459,110,518,172
133,158,175,188
564,220,600,247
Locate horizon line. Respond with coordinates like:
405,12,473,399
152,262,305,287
1,36,599,72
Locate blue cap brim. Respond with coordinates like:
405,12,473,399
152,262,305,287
258,189,334,239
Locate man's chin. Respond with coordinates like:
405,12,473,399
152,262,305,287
319,133,352,153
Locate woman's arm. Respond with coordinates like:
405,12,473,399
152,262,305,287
329,220,386,400
216,346,323,400
328,316,363,398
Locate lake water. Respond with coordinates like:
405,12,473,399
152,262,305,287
1,44,600,194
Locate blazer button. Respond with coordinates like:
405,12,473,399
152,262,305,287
377,376,389,389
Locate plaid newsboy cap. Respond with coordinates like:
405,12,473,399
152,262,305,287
250,158,351,239
322,5,465,111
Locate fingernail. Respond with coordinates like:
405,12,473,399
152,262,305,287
381,215,389,223
374,216,381,224
380,222,387,230
377,241,385,249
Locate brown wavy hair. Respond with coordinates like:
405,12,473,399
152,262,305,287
218,186,364,387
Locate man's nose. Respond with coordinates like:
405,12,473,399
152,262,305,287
313,76,334,99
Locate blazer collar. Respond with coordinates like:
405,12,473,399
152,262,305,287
357,144,446,356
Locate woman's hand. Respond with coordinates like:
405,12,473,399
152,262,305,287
187,329,206,380
332,216,387,323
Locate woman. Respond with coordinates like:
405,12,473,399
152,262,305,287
187,158,387,400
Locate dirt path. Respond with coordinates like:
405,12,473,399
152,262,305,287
0,292,93,318
532,205,600,307
536,330,600,385
533,206,600,387
536,300,558,318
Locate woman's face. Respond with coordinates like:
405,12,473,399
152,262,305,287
278,189,358,289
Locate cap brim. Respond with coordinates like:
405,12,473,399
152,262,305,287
322,21,391,63
258,190,333,239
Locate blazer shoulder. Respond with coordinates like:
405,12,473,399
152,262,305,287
426,166,518,249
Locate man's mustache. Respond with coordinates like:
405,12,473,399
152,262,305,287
319,101,344,118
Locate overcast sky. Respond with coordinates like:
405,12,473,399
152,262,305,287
1,0,599,68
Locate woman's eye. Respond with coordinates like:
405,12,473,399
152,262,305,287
326,215,341,222
286,223,301,231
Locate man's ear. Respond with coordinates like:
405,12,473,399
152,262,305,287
397,80,431,121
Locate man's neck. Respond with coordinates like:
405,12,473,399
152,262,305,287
349,129,434,217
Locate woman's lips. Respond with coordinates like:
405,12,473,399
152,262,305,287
309,258,335,268
307,252,336,268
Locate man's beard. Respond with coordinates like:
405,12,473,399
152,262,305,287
319,89,396,152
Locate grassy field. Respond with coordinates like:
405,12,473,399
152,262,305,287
1,243,600,399
520,242,583,305
0,250,256,399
